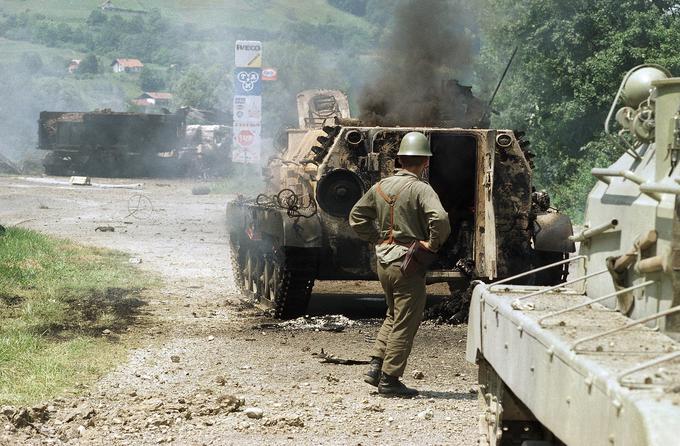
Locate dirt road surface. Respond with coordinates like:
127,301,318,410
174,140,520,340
0,176,478,445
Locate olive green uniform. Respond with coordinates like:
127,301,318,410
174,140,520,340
349,170,450,377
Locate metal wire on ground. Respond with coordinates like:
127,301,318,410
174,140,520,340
126,194,154,219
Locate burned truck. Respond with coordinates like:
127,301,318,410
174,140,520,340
38,109,231,178
226,89,575,318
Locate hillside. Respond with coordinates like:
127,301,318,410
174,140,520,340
0,0,383,162
0,0,373,31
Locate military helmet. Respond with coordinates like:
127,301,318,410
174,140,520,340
397,132,432,157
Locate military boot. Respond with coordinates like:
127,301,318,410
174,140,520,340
363,357,383,387
378,373,418,397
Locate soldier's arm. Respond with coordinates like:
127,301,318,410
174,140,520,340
349,186,380,243
417,184,451,252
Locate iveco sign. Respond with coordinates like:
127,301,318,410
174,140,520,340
235,40,262,68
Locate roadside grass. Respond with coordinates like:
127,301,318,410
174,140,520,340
0,227,155,405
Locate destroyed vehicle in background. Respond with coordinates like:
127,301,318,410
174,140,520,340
38,109,231,178
467,65,680,445
227,89,575,318
184,124,232,178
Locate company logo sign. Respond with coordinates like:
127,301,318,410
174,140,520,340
234,68,262,96
262,68,277,81
235,40,262,68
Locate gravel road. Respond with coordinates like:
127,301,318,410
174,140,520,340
0,176,479,445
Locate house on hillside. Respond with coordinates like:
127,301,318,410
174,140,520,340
67,59,81,74
135,92,173,106
111,58,144,73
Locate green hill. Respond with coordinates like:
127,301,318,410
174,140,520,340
0,0,382,162
0,0,372,30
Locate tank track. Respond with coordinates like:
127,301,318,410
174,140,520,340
272,249,316,319
273,268,314,319
229,238,244,289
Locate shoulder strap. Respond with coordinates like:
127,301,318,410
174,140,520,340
375,178,416,244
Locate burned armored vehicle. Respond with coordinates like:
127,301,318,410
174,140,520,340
467,65,680,445
39,110,187,177
38,109,231,178
227,89,574,318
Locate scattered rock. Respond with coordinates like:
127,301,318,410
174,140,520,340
363,403,384,413
283,416,304,427
170,355,181,363
469,387,479,395
207,336,215,342
215,376,226,386
30,405,49,423
102,329,112,336
95,226,115,232
417,409,434,420
128,257,143,264
244,407,263,419
1,406,16,420
412,370,425,380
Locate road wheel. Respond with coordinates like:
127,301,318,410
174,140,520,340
242,248,266,299
262,254,279,305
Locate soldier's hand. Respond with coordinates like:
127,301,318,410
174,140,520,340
419,240,433,252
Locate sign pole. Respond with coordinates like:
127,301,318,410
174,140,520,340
233,40,263,178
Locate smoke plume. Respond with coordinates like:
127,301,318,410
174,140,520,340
359,0,475,126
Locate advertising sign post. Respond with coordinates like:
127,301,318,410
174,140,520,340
233,40,263,166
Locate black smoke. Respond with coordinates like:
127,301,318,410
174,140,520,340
359,0,476,126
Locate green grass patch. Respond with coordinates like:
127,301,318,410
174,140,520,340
0,227,155,405
0,37,83,62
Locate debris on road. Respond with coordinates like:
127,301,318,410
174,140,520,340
95,226,115,232
424,285,474,325
256,315,355,332
0,154,20,175
127,194,154,219
20,177,143,189
244,407,264,419
191,186,211,195
69,176,91,186
314,349,370,365
412,370,425,380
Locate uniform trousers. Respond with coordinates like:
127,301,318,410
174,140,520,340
371,261,427,377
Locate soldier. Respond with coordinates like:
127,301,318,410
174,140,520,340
349,131,450,397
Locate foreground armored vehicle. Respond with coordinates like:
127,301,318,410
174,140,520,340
38,110,230,177
467,65,680,445
227,89,574,318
